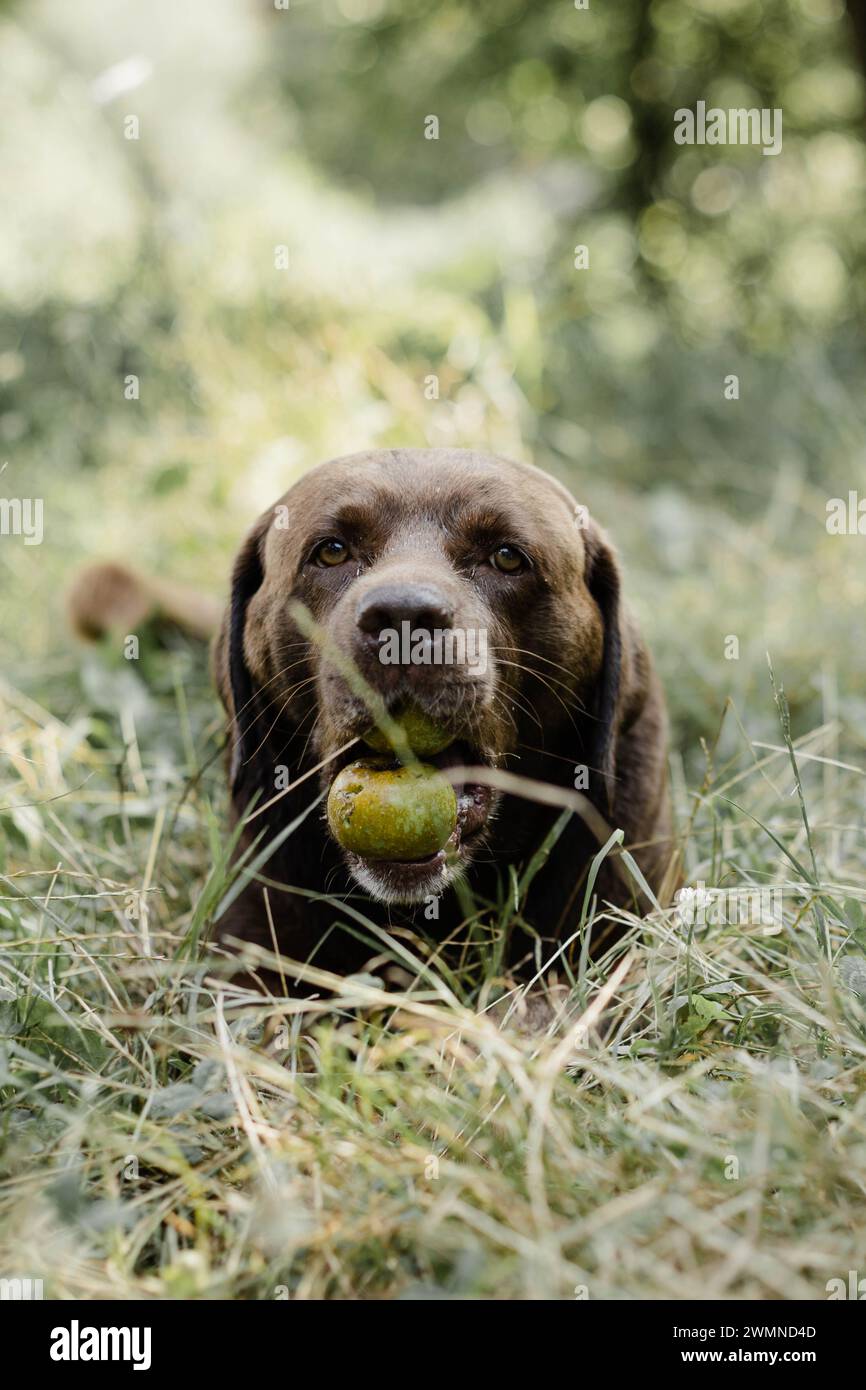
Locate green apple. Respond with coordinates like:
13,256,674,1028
327,758,457,861
363,705,453,758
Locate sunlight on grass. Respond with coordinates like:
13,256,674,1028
2,0,866,1303
2,657,865,1299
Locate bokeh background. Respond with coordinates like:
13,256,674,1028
3,0,866,1304
1,0,865,753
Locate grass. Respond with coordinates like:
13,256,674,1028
2,630,866,1300
2,0,866,1303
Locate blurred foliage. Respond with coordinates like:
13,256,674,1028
285,0,866,514
0,0,865,756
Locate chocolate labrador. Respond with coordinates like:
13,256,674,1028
71,449,671,988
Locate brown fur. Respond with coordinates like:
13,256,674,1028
72,449,673,989
213,449,672,983
68,563,220,641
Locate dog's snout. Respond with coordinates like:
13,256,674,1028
356,583,454,638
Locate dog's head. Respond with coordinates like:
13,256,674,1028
215,449,643,905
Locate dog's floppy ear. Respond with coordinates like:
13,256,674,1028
214,519,268,791
583,521,649,814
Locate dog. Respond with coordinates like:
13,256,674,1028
69,448,672,990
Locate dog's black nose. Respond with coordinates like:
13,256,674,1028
356,583,453,637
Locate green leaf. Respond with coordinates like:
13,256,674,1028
692,994,735,1023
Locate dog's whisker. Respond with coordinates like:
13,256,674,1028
322,863,346,897
491,645,582,683
495,659,584,730
516,740,599,770
488,689,521,738
294,704,325,770
494,656,586,710
238,677,318,748
241,673,318,735
242,677,319,765
492,684,543,736
224,654,313,733
265,640,311,655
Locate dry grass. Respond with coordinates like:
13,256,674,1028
2,0,866,1306
2,652,866,1300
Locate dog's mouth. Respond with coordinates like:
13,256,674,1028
326,736,497,905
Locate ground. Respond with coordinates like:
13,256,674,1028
1,0,866,1300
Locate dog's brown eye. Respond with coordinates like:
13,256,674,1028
313,539,350,567
490,544,527,574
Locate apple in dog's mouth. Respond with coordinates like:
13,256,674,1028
324,713,497,904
